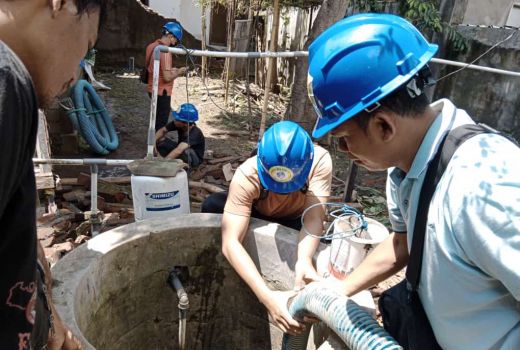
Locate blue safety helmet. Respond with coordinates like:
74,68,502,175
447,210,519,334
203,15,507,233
308,13,438,138
257,121,314,194
163,22,183,42
172,103,198,123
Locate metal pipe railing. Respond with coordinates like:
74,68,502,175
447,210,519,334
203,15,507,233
164,46,520,77
147,45,520,163
33,158,133,166
34,158,134,237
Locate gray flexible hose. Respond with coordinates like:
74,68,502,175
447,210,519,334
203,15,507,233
282,285,402,350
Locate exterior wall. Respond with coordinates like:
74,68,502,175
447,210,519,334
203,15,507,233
148,0,210,43
96,0,200,67
433,27,520,139
462,0,514,25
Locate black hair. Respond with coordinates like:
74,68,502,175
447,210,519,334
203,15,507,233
75,0,106,27
353,72,432,132
75,0,103,15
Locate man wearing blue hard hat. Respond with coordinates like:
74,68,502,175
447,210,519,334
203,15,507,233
307,13,520,349
201,121,333,334
145,21,187,131
155,103,205,168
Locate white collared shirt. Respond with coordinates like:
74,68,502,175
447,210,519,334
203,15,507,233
386,99,520,349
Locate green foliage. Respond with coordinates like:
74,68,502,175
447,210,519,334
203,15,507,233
442,23,468,52
404,0,467,52
352,0,468,52
404,0,442,32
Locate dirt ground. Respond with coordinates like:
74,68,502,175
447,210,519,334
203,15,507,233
92,68,388,192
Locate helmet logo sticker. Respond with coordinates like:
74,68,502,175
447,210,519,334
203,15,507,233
269,166,294,183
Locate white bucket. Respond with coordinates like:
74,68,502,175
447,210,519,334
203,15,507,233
328,217,389,279
131,170,190,221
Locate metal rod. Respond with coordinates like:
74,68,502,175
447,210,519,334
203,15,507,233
429,57,520,77
147,46,162,159
89,164,103,237
33,158,132,166
166,46,309,58
161,46,520,77
90,164,98,214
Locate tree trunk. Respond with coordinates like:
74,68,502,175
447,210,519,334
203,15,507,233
259,0,280,139
285,0,351,134
201,1,208,84
223,0,236,106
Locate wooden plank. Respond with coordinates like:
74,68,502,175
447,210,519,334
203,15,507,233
59,178,79,186
206,155,239,164
189,180,225,193
36,110,52,174
222,163,234,182
36,173,55,190
100,176,131,184
104,202,134,212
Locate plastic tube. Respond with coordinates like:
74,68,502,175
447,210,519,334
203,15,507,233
68,79,119,155
283,285,402,350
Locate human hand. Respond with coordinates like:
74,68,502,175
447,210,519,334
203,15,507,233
178,67,187,75
294,260,322,291
307,275,346,296
263,290,306,335
46,305,83,350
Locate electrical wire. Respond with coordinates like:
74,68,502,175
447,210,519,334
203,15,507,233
177,44,231,115
301,202,367,240
435,30,516,83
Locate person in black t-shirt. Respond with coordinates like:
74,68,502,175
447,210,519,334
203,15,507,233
0,1,104,349
155,103,206,168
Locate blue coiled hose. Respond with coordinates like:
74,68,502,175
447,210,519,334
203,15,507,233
282,285,402,350
67,79,118,155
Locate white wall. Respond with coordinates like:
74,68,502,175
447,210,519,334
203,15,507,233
463,0,515,26
506,1,520,27
147,0,210,43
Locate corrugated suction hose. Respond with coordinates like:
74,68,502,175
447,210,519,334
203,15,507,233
282,285,402,350
67,79,118,155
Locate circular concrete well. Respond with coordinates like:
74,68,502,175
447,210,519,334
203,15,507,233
52,213,333,349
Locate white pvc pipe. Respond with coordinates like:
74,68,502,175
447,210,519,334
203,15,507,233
147,47,162,159
161,46,520,77
430,57,520,77
168,47,309,58
91,164,98,214
32,158,133,166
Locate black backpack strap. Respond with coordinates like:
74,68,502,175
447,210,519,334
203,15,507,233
406,123,498,290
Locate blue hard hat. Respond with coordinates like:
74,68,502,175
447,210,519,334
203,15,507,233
257,121,314,194
172,103,198,123
308,13,438,138
163,22,183,42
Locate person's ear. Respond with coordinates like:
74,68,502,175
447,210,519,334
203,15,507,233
370,111,397,143
50,0,65,16
50,0,76,17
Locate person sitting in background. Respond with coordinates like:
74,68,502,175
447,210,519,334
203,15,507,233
155,103,205,168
